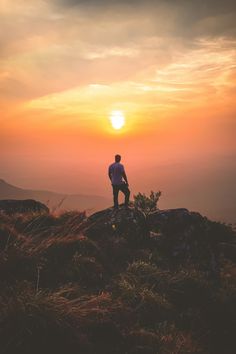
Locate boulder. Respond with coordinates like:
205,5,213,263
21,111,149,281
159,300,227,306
0,199,49,215
147,208,203,233
147,208,235,267
81,206,149,245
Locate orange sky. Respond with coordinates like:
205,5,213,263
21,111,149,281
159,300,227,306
1,0,236,222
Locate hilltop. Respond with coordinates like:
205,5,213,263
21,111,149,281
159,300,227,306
0,202,235,354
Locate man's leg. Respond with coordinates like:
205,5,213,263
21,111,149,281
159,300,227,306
112,185,119,208
119,184,130,206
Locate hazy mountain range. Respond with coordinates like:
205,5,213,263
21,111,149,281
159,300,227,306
0,179,110,214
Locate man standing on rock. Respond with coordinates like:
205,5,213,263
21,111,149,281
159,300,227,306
108,154,130,209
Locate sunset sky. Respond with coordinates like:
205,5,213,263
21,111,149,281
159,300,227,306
1,0,236,222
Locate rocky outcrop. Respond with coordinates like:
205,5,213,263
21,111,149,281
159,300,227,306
81,206,149,245
147,208,204,233
147,208,235,267
0,200,235,269
75,206,235,271
0,199,49,215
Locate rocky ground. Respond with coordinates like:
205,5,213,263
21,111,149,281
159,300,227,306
0,200,235,354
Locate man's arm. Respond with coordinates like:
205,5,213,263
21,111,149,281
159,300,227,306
108,166,112,182
122,170,129,186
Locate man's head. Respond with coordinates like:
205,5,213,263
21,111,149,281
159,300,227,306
115,154,121,163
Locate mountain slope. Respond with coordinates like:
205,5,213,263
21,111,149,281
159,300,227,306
0,179,110,212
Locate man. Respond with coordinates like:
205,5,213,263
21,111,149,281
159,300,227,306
108,154,130,209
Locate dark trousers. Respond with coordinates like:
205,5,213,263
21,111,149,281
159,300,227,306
112,183,130,207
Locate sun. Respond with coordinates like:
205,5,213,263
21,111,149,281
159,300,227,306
110,110,125,130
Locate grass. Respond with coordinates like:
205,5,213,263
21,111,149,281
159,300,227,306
0,209,235,353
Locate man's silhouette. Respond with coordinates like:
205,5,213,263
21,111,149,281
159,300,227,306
108,154,130,209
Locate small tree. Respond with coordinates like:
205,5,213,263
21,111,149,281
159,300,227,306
134,191,161,215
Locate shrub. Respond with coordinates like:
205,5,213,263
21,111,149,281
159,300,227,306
114,262,172,326
134,191,161,215
137,288,172,325
67,253,105,287
125,261,170,293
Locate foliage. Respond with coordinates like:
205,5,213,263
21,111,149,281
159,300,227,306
134,191,161,215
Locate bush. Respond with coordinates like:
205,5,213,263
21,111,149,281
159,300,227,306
67,253,105,287
134,191,161,215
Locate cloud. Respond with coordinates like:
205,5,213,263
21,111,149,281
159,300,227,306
54,0,236,36
0,0,236,105
25,36,236,122
56,0,235,11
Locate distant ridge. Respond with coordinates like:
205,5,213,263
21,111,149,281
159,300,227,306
0,179,110,213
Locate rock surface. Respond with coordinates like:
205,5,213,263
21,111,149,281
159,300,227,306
0,199,49,215
81,206,149,245
147,208,235,267
147,208,204,232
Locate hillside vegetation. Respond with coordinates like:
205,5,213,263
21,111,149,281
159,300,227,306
0,203,235,354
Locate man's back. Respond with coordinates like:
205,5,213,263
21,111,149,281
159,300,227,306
108,154,130,208
108,162,124,185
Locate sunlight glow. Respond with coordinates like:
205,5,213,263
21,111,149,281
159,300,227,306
110,111,125,130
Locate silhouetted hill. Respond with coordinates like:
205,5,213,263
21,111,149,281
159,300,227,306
0,203,235,354
0,179,110,213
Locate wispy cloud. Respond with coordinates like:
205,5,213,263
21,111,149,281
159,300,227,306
24,36,236,122
1,0,236,119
